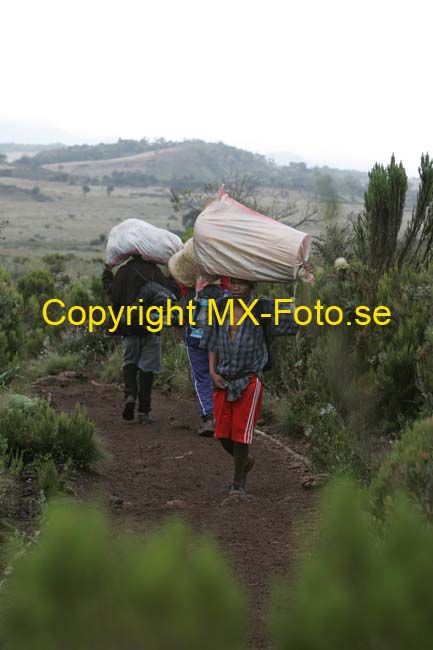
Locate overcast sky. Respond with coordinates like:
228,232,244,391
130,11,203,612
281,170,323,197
3,0,432,174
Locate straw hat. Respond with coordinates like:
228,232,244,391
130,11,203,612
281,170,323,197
168,238,198,287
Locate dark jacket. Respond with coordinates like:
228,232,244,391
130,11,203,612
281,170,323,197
103,257,179,308
102,257,180,336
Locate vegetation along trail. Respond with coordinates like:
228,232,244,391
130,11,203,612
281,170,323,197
39,375,316,649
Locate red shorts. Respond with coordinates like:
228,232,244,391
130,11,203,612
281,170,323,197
213,375,263,444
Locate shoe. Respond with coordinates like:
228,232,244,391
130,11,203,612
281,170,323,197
198,415,214,437
243,454,255,487
229,482,246,497
137,412,155,424
122,396,135,421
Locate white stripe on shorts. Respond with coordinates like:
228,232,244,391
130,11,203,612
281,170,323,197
243,377,261,444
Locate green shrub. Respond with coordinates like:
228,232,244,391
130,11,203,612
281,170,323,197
0,268,24,367
275,393,308,436
2,503,246,650
259,392,282,425
371,416,433,519
0,366,21,387
416,325,433,416
42,254,67,275
0,398,102,469
272,478,433,650
372,265,433,424
56,405,101,468
305,405,370,479
99,345,122,383
154,329,190,394
313,221,354,267
63,281,93,309
17,269,55,303
2,393,39,413
29,353,80,378
35,455,63,497
16,269,61,356
59,327,115,365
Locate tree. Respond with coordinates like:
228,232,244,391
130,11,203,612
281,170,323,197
171,176,323,231
398,153,433,268
354,154,407,275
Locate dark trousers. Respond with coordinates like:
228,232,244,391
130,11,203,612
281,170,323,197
185,335,214,417
123,364,154,413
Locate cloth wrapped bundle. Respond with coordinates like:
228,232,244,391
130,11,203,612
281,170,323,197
106,218,183,268
193,191,311,284
168,238,198,288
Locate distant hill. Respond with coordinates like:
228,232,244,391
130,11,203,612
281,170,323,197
0,142,65,154
28,138,160,165
11,138,367,200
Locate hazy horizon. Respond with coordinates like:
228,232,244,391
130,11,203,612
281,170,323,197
3,0,433,176
0,117,373,173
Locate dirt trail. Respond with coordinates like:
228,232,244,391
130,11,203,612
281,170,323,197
47,378,316,650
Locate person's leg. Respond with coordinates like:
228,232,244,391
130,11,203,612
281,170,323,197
122,336,140,420
213,385,233,471
229,376,263,493
122,363,137,420
218,438,234,456
213,386,232,440
136,335,161,424
123,363,138,400
214,389,242,492
186,338,214,434
233,442,249,485
138,370,153,414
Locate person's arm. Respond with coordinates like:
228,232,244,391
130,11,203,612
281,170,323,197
201,322,227,389
209,351,227,389
102,265,114,300
152,266,182,300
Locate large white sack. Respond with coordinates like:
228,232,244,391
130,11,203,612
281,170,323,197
193,191,311,283
106,218,183,267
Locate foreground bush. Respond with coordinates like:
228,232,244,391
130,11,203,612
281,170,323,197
371,416,433,519
0,268,24,368
2,503,246,650
272,478,433,650
0,397,101,468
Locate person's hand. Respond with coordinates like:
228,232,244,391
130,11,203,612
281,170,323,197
299,260,314,284
211,372,228,390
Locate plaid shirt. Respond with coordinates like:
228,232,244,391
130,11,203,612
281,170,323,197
200,295,298,401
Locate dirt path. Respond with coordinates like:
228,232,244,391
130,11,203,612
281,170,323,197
46,378,316,649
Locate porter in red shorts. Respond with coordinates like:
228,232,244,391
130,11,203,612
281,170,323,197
201,277,298,497
213,375,263,444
